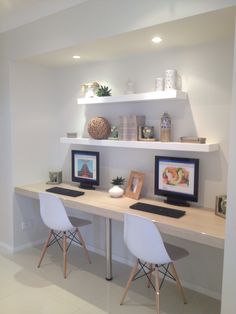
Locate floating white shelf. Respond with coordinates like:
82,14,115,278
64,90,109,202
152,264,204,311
77,90,187,105
60,137,219,152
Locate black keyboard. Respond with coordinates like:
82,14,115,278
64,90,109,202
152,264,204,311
130,202,186,218
46,187,84,197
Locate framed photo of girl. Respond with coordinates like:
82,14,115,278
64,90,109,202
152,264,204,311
125,171,145,200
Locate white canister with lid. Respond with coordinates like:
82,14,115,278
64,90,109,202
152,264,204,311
165,69,177,90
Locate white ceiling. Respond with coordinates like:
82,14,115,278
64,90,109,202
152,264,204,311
23,7,236,68
0,0,88,33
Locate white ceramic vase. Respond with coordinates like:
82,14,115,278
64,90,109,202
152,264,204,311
109,185,124,198
164,69,177,90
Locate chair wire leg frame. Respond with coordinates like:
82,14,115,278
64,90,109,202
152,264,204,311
37,229,91,278
120,258,187,305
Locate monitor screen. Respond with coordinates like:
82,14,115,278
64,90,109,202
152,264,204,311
71,150,99,190
154,156,199,207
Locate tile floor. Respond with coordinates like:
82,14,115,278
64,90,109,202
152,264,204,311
0,245,221,314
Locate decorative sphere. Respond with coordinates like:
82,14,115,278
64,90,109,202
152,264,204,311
87,117,111,139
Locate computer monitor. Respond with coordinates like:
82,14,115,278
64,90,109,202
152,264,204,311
154,156,199,207
71,150,99,190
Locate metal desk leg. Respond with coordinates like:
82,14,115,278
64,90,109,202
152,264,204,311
105,217,112,280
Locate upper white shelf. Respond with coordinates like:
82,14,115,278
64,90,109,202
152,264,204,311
77,90,187,105
60,137,219,152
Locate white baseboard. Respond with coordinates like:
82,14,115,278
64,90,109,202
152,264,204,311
0,242,14,254
12,239,45,253
1,240,221,300
86,244,134,266
181,279,221,300
0,239,45,254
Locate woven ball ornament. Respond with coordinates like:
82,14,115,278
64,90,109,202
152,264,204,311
87,117,111,139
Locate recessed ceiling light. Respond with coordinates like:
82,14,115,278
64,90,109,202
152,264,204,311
73,55,81,59
152,36,162,44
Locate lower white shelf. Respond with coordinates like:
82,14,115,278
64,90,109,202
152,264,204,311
60,137,219,152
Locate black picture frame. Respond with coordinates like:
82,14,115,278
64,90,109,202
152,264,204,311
71,150,99,190
155,156,199,207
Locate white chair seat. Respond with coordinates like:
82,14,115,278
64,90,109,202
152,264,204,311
38,192,91,278
68,216,91,228
120,212,188,314
164,242,189,261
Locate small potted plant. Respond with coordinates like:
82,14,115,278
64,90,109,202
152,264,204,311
109,176,126,198
96,85,112,97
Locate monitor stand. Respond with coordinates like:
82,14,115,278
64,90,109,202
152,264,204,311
79,183,95,190
164,197,190,207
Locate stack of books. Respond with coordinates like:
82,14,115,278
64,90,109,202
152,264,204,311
119,115,145,140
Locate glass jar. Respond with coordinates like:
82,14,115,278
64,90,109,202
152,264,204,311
81,82,99,98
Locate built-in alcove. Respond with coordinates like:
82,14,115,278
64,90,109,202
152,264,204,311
11,7,235,299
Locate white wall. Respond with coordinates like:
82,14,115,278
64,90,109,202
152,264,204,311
221,21,236,314
0,34,14,250
10,62,62,185
9,61,63,248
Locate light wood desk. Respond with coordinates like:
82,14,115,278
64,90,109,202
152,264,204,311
15,182,225,280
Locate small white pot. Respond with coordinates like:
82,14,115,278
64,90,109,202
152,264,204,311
109,185,124,198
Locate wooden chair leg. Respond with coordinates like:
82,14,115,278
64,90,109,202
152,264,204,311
155,265,160,314
37,230,53,268
63,232,67,279
76,227,91,264
169,262,187,304
120,258,139,305
147,263,153,288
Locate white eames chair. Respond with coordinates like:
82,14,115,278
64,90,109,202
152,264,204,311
38,192,91,278
120,212,189,314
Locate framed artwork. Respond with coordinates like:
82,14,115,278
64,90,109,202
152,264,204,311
71,150,99,189
215,195,227,218
125,171,145,200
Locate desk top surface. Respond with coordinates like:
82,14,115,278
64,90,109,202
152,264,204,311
15,182,225,249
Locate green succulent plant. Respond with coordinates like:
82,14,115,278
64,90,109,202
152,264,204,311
96,85,112,97
111,176,126,186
